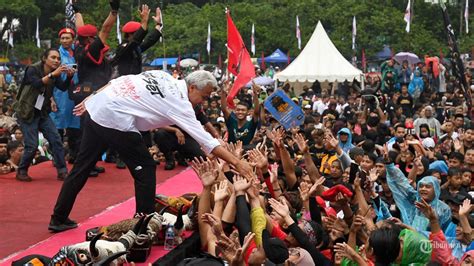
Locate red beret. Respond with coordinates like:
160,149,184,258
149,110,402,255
122,21,141,33
321,184,353,202
58,28,75,38
77,24,97,37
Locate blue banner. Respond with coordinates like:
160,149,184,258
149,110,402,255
264,89,305,129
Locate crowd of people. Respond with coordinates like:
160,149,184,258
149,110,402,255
3,0,474,265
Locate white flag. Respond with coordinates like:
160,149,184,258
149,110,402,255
352,16,357,50
116,14,122,44
36,17,41,48
206,23,211,55
296,15,301,50
251,23,255,56
8,30,13,47
404,0,411,33
466,0,469,34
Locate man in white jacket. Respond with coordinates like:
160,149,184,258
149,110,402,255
49,70,253,232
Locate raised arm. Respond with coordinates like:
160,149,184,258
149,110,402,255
220,83,231,119
294,133,320,183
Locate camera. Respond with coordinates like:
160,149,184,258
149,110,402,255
67,64,77,70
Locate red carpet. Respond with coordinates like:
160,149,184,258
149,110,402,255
0,161,187,261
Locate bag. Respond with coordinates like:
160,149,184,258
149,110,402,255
127,234,152,262
13,64,43,123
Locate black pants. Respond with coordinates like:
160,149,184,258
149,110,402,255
52,114,157,222
153,128,205,161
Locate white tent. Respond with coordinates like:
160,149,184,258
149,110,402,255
276,21,362,82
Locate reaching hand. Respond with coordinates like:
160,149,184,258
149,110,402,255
453,138,464,152
139,4,150,23
459,199,472,217
248,148,268,170
334,242,360,261
228,141,243,160
350,214,365,233
268,198,290,218
368,168,379,182
201,213,224,237
324,131,338,151
309,177,326,197
233,175,251,193
216,231,254,266
191,157,218,187
334,192,349,208
152,7,162,25
214,180,230,202
298,182,311,202
269,162,279,184
415,198,437,221
251,81,262,96
293,133,309,153
233,160,254,181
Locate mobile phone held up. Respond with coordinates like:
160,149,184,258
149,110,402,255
67,64,77,70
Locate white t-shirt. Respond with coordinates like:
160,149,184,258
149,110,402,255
86,70,220,154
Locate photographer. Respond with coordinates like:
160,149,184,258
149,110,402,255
13,48,75,182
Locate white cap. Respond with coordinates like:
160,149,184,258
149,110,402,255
217,117,225,123
422,138,435,149
304,104,311,109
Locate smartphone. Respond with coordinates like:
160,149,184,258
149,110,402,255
349,162,359,184
68,64,77,70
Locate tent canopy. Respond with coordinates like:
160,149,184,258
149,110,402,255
150,57,179,66
258,49,288,63
275,21,362,82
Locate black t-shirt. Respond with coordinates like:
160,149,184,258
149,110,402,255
397,94,414,116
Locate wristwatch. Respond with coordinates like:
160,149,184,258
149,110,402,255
48,73,54,79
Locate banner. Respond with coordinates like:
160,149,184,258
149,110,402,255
251,23,255,56
226,9,255,108
207,23,211,55
65,0,76,30
264,89,305,129
440,1,472,116
404,0,411,33
352,16,357,50
116,14,122,44
36,17,41,48
296,15,301,50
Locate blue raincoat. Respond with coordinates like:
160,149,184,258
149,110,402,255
408,68,424,99
337,128,354,154
386,164,452,232
49,45,80,129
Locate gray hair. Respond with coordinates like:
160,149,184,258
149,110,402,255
185,70,218,90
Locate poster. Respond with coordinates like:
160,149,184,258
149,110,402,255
264,89,305,129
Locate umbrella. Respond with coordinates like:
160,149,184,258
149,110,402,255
393,52,420,65
179,58,199,68
245,76,275,87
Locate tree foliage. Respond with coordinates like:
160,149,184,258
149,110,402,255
1,0,473,62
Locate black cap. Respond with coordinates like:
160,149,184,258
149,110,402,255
445,193,468,205
262,229,288,264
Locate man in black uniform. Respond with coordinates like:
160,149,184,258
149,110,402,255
154,104,220,170
67,1,120,177
106,5,162,168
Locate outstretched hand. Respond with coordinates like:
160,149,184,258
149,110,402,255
191,157,218,187
152,7,162,26
415,198,437,221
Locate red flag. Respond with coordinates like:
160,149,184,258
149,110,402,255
218,53,222,69
287,51,290,65
439,48,444,62
361,48,366,72
226,10,255,108
261,51,266,70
